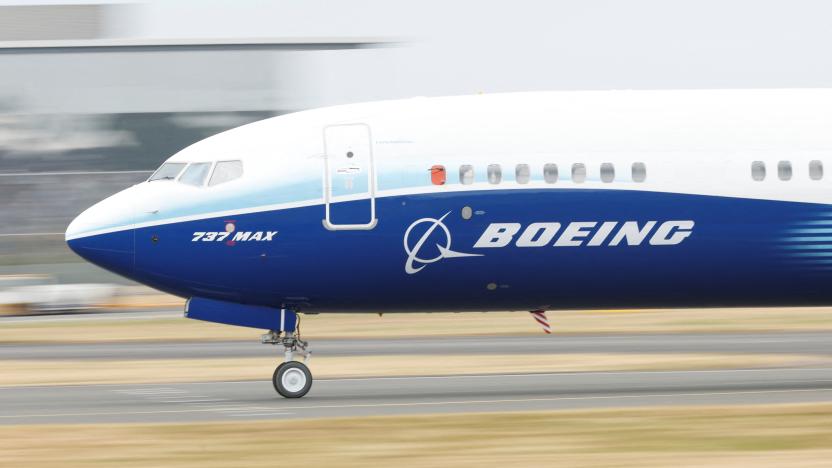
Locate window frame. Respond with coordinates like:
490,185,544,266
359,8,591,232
571,163,587,183
751,161,766,182
515,164,530,184
777,160,792,181
178,161,215,187
600,162,615,183
543,163,558,184
429,164,446,185
631,162,647,183
487,164,502,185
148,162,187,182
459,164,475,185
809,160,824,181
208,160,245,187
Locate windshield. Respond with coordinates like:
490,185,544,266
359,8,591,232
209,160,243,186
179,162,213,187
148,163,186,182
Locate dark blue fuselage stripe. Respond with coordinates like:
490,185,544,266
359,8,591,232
69,189,832,312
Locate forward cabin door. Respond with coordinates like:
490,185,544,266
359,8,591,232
323,123,377,230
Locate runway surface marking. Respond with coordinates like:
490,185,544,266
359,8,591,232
0,366,828,389
1,387,830,421
2,366,830,389
2,367,832,423
309,366,832,380
5,331,832,361
109,387,291,418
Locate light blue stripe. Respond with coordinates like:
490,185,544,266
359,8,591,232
786,252,832,257
779,236,832,242
794,220,832,226
784,228,832,234
779,244,832,250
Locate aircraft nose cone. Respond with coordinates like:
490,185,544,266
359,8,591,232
66,188,136,277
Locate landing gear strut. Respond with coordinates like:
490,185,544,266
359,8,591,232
262,328,312,398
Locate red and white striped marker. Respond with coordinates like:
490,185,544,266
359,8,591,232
529,310,551,334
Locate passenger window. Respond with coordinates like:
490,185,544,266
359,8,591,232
632,162,647,182
515,164,530,184
459,165,474,185
751,161,766,181
148,162,186,182
809,160,823,181
179,162,212,187
487,164,502,184
571,163,586,183
209,160,244,186
543,163,558,184
430,165,446,185
600,163,615,183
778,161,792,181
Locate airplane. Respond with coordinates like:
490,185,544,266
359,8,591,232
66,89,832,398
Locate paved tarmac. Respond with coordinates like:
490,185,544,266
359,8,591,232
3,313,832,424
1,367,831,424
2,331,831,360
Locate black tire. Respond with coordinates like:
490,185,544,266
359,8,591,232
271,361,288,392
273,361,312,398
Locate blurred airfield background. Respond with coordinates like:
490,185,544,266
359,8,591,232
3,1,832,467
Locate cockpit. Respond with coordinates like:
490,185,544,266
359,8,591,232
148,160,244,187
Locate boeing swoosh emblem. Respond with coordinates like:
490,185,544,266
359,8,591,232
403,212,482,274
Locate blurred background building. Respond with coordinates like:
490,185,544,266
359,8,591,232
2,0,832,305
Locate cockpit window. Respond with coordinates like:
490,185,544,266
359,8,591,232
148,163,186,182
209,160,243,186
179,162,213,187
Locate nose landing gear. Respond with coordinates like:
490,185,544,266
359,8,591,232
262,325,312,398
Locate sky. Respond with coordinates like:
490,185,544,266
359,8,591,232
3,0,832,112
137,0,832,98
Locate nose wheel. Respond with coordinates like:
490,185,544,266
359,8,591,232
273,361,312,398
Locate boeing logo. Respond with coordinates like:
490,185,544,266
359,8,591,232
403,215,695,274
403,212,482,274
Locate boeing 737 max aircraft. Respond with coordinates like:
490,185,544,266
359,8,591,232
66,89,832,397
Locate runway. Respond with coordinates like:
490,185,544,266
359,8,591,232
1,368,832,424
3,331,832,360
3,329,832,424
